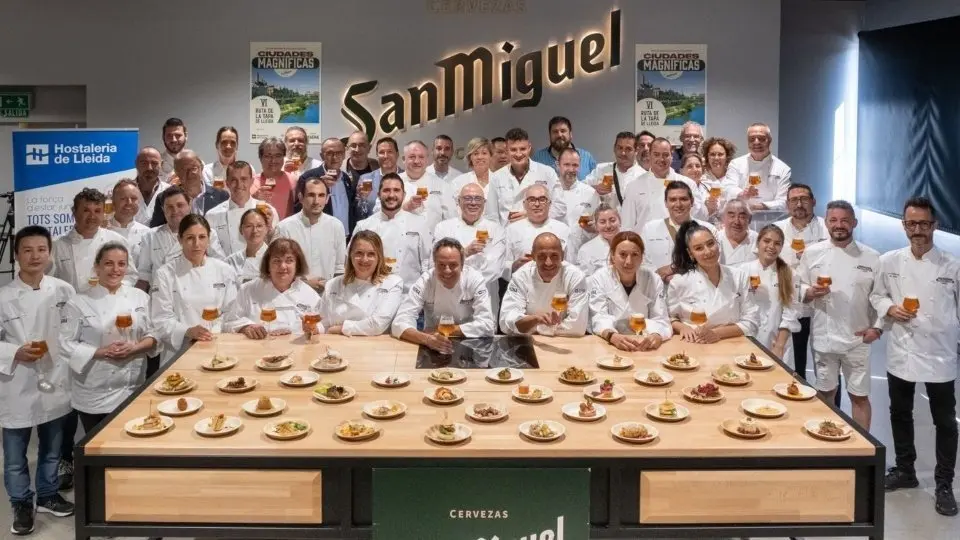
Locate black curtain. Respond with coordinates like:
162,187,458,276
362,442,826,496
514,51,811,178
857,16,960,234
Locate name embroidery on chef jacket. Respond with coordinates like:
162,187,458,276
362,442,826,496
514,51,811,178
459,297,475,304
212,282,227,289
937,277,956,285
855,265,874,273
295,303,311,311
135,307,147,314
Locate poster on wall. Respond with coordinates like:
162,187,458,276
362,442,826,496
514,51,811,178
11,129,139,235
635,44,707,145
250,42,322,143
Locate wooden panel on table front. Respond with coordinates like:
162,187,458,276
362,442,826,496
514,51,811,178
104,469,322,523
639,469,855,523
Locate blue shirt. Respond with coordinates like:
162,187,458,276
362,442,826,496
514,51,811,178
299,165,353,233
531,146,597,181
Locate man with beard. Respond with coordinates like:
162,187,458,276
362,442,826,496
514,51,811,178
585,131,644,212
491,128,566,225
50,188,129,293
357,137,403,220
871,197,959,516
639,181,718,284
717,199,758,265
672,121,704,172
343,130,379,185
133,147,170,225
798,200,881,430
150,150,228,226
730,123,792,213
491,137,509,171
374,141,447,232
620,137,704,232
556,148,600,260
635,130,655,171
276,178,346,293
160,118,188,183
298,138,356,235
531,116,596,180
426,134,462,182
282,126,322,178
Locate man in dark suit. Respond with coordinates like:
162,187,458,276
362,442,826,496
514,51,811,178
297,137,358,237
150,149,228,227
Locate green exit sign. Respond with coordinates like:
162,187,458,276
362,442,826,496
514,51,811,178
0,92,32,118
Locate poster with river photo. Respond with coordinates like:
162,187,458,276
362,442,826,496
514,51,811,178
635,44,707,145
250,42,322,143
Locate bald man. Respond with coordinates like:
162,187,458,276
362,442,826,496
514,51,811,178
499,232,588,336
343,130,379,185
503,184,571,279
375,140,448,231
149,149,228,226
134,146,170,225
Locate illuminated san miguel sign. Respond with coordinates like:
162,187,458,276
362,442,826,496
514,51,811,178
342,9,621,139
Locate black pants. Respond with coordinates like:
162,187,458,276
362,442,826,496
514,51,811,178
146,355,161,379
78,412,110,434
59,409,78,463
792,317,842,407
888,372,958,486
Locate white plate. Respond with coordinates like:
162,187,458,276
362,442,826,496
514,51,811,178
216,376,259,393
633,369,673,387
661,355,700,371
280,371,320,388
312,384,356,403
264,418,311,441
241,397,287,417
255,357,293,371
335,419,380,441
194,415,242,437
611,422,658,444
558,368,596,385
582,383,625,402
712,369,751,387
561,401,607,422
372,372,411,388
741,398,787,419
429,367,467,384
465,402,508,422
311,356,348,373
773,382,817,401
804,419,853,441
511,385,553,403
157,397,203,417
596,355,634,370
519,420,565,442
362,400,407,419
124,415,174,436
644,401,690,422
722,418,770,440
423,386,465,405
735,354,774,370
682,385,725,403
425,422,472,444
200,355,239,371
154,377,197,395
485,367,523,383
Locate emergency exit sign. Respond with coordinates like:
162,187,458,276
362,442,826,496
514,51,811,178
0,93,31,118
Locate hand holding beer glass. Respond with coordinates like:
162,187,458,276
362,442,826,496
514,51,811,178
28,333,53,392
302,311,321,341
629,313,646,336
748,274,761,291
260,302,278,338
747,174,762,197
550,293,568,333
115,311,133,342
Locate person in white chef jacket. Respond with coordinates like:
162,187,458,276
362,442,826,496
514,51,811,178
797,200,882,430
275,177,345,292
556,148,600,258
717,199,758,265
503,184,571,279
589,231,672,351
49,188,128,293
701,137,741,203
729,123,791,216
106,179,150,287
426,134,463,183
374,141,448,232
225,208,270,284
433,183,505,314
584,131,644,213
202,126,257,187
640,181,718,284
442,137,501,223
621,137,705,232
354,174,432,292
59,242,157,432
576,204,622,277
736,224,801,363
490,127,566,225
206,161,279,256
0,226,77,532
869,197,959,515
500,233,588,337
151,215,239,366
668,221,760,343
226,238,320,339
680,154,723,222
316,230,404,336
392,239,496,354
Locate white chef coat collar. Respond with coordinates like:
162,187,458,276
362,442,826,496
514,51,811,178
908,245,941,263
724,229,750,247
108,216,136,230
65,227,100,243
749,153,773,165
831,240,862,256
228,197,254,211
694,265,726,285
534,265,562,285
13,273,48,292
787,217,817,234
297,211,322,227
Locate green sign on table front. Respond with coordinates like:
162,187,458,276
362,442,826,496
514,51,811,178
374,467,590,540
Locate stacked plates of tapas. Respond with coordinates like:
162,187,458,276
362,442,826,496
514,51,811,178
194,414,242,437
465,402,508,422
363,400,407,420
611,422,658,444
241,396,286,417
280,371,320,388
157,397,203,417
596,354,634,370
264,419,311,441
634,369,673,387
429,367,467,384
519,420,565,442
561,400,606,422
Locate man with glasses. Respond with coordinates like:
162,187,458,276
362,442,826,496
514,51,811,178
150,150,228,226
672,121,704,172
503,184,570,280
730,122,792,213
299,138,356,235
871,197,959,516
492,127,567,225
343,130,379,186
252,137,296,220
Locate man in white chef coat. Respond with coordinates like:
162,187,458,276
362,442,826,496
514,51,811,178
635,130,655,172
357,137,403,220
276,177,346,293
490,127,566,225
374,141,447,232
556,148,600,258
639,181,718,284
621,137,704,232
206,161,279,256
585,131,644,213
105,179,148,287
729,123,791,214
500,233,588,336
503,184,571,279
491,137,509,171
133,147,169,226
1,226,77,534
392,238,496,353
426,134,462,183
718,199,758,265
798,200,882,430
49,188,128,294
159,117,188,183
870,197,959,516
354,174,432,292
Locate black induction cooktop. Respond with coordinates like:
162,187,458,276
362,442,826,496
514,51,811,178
415,336,539,369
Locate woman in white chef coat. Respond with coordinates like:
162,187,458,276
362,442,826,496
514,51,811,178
227,238,321,339
681,154,719,220
151,214,239,364
225,208,269,284
668,221,759,343
59,242,157,432
317,230,404,336
442,137,500,222
576,204,621,276
737,224,801,363
589,231,672,351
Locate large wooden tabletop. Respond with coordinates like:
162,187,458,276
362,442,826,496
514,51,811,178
84,334,875,458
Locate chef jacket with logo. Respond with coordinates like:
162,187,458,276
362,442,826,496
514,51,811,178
318,273,405,336
641,218,718,270
500,261,588,337
667,265,760,337
440,172,501,223
620,170,706,232
490,161,567,224
275,211,346,282
226,277,321,335
736,259,801,365
587,265,673,338
49,227,131,292
503,218,572,279
728,153,792,212
353,210,432,292
391,267,495,338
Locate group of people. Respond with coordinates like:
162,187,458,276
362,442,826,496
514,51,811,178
1,116,957,536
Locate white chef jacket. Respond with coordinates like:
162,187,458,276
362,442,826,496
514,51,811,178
490,161,567,224
59,285,154,414
318,274,404,336
503,218,572,278
718,229,758,266
286,157,323,178
49,227,131,293
584,161,644,212
374,171,448,232
441,171,501,223
392,267,495,338
640,218,718,270
354,210,432,291
225,243,267,284
426,164,463,183
558,181,601,258
702,170,742,221
500,262,588,336
206,198,279,256
729,153,792,212
737,259,802,366
275,212,346,281
107,218,150,287
0,276,74,429
576,236,612,277
620,170,706,232
135,224,228,285
797,240,882,354
587,265,673,338
202,160,258,187
135,179,171,226
870,246,960,383
226,277,320,335
667,265,760,337
432,217,505,311
151,256,238,365
774,216,829,319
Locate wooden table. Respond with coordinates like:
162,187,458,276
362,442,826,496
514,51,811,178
75,334,885,540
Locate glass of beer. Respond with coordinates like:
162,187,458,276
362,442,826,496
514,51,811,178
87,276,99,289
476,229,489,244
791,238,805,253
663,179,670,188
256,202,269,214
602,174,613,189
384,257,397,272
551,293,568,314
28,334,53,391
213,178,226,190
416,185,429,199
690,309,708,326
437,314,456,338
903,295,919,314
104,198,114,214
302,311,321,340
360,179,373,197
260,303,277,337
816,275,832,288
201,306,220,334
749,274,761,290
748,174,762,187
116,312,133,341
578,214,591,228
263,177,276,191
629,313,646,336
709,186,722,199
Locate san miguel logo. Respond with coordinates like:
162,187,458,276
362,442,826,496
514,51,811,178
342,9,621,140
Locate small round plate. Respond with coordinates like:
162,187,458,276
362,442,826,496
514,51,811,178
201,355,239,371
558,369,596,385
157,397,203,417
429,367,467,384
216,376,259,393
511,385,553,403
611,422,658,444
255,357,293,371
634,369,673,387
372,372,411,388
712,369,751,387
773,382,817,401
264,418,311,441
644,401,690,422
313,384,357,404
465,402,508,422
194,415,242,437
722,418,770,440
154,378,197,395
485,367,523,383
335,419,380,441
661,356,700,371
311,357,348,373
519,420,565,442
741,398,787,419
124,415,174,437
561,401,606,422
425,422,472,445
682,385,725,403
363,400,407,419
583,383,625,402
241,397,287,417
280,371,320,388
424,386,465,405
596,355,634,370
735,354,774,370
804,419,853,441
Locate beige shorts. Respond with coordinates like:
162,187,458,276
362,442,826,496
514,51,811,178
813,344,871,396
